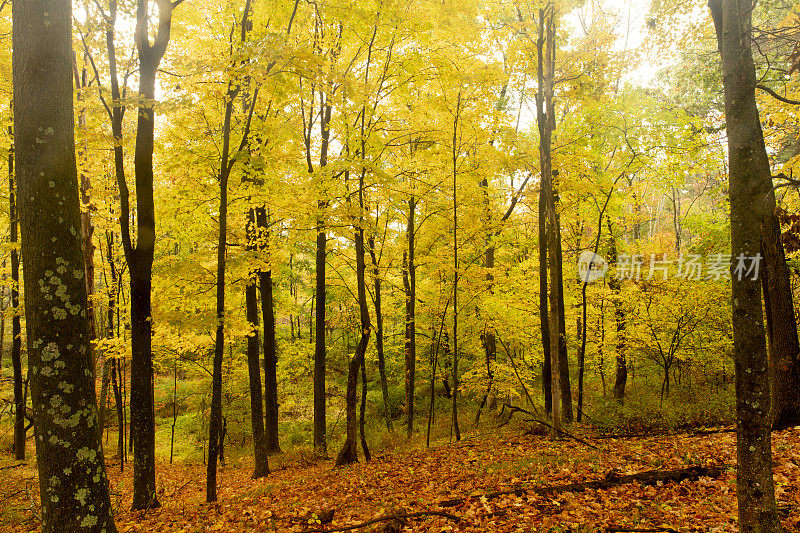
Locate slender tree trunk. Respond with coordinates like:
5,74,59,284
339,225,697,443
8,114,24,461
257,216,280,455
555,211,572,422
451,93,462,442
539,184,552,414
607,221,628,402
403,197,416,438
206,94,233,503
245,209,269,477
128,0,178,509
313,98,333,456
336,168,372,465
368,236,392,432
12,1,116,528
711,1,781,529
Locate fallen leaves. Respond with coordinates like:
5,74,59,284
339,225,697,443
3,425,800,531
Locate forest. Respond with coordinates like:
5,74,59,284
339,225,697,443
2,0,800,531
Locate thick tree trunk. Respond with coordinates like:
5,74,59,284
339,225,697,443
537,5,561,436
12,1,116,529
760,205,800,429
711,0,781,529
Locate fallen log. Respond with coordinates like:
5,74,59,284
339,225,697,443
302,511,461,532
439,465,726,508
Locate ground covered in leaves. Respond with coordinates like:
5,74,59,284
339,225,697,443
3,423,800,532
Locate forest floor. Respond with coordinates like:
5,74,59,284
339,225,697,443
3,421,800,532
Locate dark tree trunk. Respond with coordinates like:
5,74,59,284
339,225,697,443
539,184,552,414
313,96,333,455
127,0,178,510
206,93,233,503
336,168,372,466
258,260,280,454
452,93,462,443
537,5,561,435
711,0,781,529
368,236,392,432
555,211,572,422
8,116,24,461
245,210,269,478
12,1,116,529
607,219,627,402
403,197,416,438
359,350,371,461
760,205,800,429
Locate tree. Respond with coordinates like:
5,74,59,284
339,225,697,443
710,0,782,529
7,112,23,460
207,0,258,502
11,0,116,529
124,0,181,510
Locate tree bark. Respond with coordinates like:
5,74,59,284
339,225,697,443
368,236,392,432
555,210,572,422
12,1,116,528
607,221,627,403
127,0,178,510
8,113,24,461
537,4,562,436
313,96,333,456
711,0,781,529
760,204,800,429
257,206,280,455
336,168,372,466
403,197,416,438
245,208,269,478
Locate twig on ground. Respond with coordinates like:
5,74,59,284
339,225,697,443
499,404,600,450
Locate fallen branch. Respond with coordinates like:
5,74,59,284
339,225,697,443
302,511,461,532
0,462,27,471
439,465,725,508
607,528,679,533
499,404,600,450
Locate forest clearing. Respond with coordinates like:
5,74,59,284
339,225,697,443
4,0,800,530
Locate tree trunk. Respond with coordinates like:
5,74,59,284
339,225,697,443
368,236,392,432
452,93,462,443
12,1,116,528
258,256,280,454
760,205,800,429
403,197,416,438
555,211,572,422
711,0,781,529
8,115,24,461
537,4,561,436
245,210,269,478
313,96,333,455
607,219,627,402
539,184,552,414
336,168,372,466
128,0,178,509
